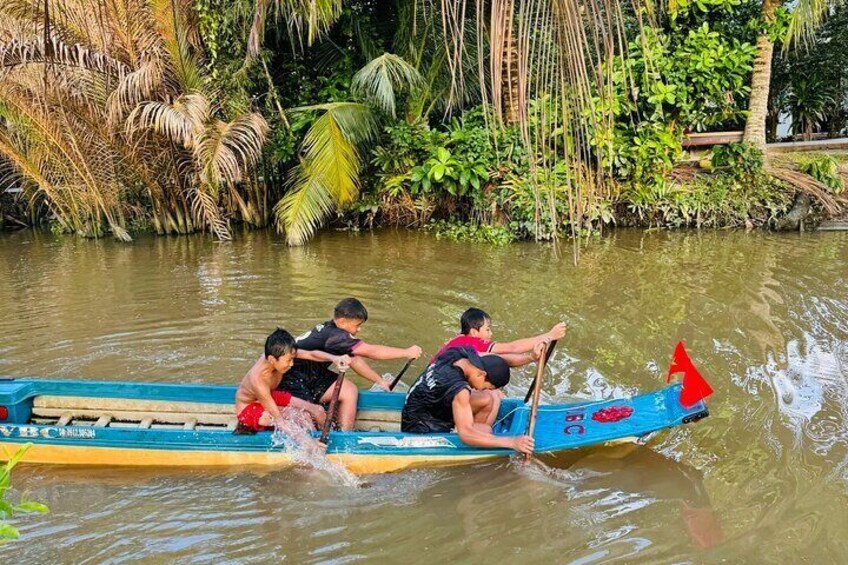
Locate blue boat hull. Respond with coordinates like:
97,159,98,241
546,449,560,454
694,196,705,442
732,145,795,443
0,378,708,473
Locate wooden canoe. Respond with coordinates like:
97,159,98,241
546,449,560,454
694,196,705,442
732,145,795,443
0,378,709,474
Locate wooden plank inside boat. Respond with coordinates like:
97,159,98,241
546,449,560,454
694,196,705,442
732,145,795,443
34,395,233,414
32,395,402,432
33,406,236,426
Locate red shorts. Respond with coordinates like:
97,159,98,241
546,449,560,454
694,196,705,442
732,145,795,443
237,391,292,431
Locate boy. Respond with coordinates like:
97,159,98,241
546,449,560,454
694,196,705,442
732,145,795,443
235,328,351,432
278,298,422,431
433,308,566,367
401,346,536,455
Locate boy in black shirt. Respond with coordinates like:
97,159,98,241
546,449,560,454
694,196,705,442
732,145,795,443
401,347,535,455
279,298,422,431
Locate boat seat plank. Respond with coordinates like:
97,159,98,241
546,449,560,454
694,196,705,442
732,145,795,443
33,407,237,427
34,395,233,415
33,396,402,424
95,415,112,427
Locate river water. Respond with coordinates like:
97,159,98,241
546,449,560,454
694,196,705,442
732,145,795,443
1,228,846,562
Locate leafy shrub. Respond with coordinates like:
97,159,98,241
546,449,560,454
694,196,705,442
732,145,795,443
711,142,764,176
800,155,845,193
621,170,791,228
428,220,516,246
410,148,490,197
1,444,49,541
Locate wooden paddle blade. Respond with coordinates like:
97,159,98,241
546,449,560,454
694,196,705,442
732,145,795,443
319,370,346,444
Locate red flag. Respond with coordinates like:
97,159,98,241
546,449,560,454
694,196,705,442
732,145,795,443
667,342,713,408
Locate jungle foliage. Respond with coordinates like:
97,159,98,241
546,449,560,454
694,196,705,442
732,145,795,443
0,0,845,244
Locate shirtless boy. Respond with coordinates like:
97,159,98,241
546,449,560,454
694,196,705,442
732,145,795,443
235,328,351,432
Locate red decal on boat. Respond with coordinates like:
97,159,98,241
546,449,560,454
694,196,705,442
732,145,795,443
564,424,585,435
591,405,634,423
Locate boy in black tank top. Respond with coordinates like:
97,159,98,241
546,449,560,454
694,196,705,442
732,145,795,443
401,347,534,455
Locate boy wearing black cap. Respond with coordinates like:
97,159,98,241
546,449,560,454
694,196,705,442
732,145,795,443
401,347,536,455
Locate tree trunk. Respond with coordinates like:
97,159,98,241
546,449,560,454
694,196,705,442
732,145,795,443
743,0,778,152
502,32,521,125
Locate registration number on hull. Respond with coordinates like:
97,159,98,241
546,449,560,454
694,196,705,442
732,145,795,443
0,424,96,440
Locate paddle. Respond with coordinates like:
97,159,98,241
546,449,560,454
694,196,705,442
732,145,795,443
389,358,415,391
524,341,551,464
523,339,558,403
319,367,347,445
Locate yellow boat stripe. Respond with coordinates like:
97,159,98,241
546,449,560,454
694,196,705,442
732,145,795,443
0,441,503,474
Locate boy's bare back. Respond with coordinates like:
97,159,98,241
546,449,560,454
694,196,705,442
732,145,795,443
235,356,280,414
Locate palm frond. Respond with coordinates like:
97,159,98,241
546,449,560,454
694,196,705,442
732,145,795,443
195,113,269,186
0,37,130,76
274,165,336,246
245,0,343,62
106,54,165,123
785,0,833,48
276,102,378,245
352,53,424,118
126,93,209,148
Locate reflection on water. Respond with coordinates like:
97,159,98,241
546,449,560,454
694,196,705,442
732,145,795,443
1,228,847,561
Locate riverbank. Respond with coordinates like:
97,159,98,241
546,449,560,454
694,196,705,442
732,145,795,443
5,147,846,244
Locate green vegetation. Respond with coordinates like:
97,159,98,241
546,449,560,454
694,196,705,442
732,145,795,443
1,444,49,542
0,0,845,246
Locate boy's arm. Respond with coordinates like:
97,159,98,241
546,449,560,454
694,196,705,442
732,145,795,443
251,376,286,422
489,322,566,355
354,342,422,361
296,349,351,369
251,375,325,426
287,397,326,427
487,352,535,367
452,391,534,454
348,356,391,390
485,341,547,367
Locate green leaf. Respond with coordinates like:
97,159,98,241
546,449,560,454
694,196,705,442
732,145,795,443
14,501,49,514
435,147,450,163
431,164,446,181
0,524,19,540
0,500,13,519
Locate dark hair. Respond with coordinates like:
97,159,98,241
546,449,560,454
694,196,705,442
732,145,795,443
334,297,368,321
481,355,510,388
460,308,491,335
265,328,296,359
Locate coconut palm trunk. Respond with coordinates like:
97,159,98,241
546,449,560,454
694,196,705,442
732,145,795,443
502,32,521,125
743,0,779,151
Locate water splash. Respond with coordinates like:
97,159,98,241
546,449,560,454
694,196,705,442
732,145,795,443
270,407,361,488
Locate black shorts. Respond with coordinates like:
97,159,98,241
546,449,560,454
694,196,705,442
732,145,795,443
277,370,338,405
400,412,454,434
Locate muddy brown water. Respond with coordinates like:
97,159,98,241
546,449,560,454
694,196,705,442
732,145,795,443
1,228,846,562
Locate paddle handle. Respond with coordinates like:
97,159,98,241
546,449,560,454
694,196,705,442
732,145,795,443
319,369,346,444
389,358,414,391
524,339,558,403
524,342,550,463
